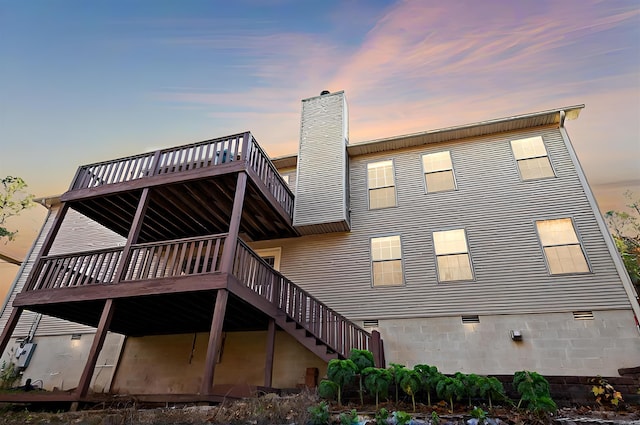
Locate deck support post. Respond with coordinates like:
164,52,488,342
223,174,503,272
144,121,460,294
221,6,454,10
220,172,247,274
201,289,229,395
0,307,23,358
371,330,385,368
75,299,115,399
264,318,276,388
113,188,151,283
23,202,70,291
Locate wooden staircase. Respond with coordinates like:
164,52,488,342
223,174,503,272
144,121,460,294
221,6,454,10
276,317,340,362
233,240,384,366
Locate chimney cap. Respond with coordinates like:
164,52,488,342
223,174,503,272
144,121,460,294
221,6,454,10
320,90,330,95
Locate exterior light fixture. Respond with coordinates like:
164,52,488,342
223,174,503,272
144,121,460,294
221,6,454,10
510,330,523,341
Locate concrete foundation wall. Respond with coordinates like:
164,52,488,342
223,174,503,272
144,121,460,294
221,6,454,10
377,309,639,376
110,330,327,394
0,332,124,392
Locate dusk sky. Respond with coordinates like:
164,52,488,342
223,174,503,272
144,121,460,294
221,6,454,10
1,0,639,270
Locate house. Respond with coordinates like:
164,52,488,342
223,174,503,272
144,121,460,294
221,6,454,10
0,91,638,404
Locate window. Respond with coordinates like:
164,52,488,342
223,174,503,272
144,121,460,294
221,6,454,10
368,160,396,209
510,136,555,180
536,218,589,274
422,151,456,193
433,229,473,282
371,235,403,286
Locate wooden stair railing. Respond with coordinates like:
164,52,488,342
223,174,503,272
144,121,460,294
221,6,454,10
233,240,384,364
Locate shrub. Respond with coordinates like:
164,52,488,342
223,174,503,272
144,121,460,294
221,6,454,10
307,401,330,425
513,371,557,414
350,349,375,405
327,359,358,407
362,367,392,409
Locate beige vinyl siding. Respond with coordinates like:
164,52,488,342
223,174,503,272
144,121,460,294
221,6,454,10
0,207,125,337
279,167,297,195
252,127,631,320
293,92,350,233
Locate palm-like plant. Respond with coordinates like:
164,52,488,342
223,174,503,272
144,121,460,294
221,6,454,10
398,369,421,412
362,367,392,409
327,359,358,407
477,376,506,409
436,375,464,413
350,349,375,405
414,364,442,407
388,363,406,404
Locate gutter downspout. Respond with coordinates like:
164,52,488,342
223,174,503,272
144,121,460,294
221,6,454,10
558,111,640,329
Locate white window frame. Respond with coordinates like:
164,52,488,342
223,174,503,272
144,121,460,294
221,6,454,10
370,235,404,287
432,228,474,283
510,136,555,181
254,247,282,271
534,218,591,275
421,150,457,193
367,160,397,210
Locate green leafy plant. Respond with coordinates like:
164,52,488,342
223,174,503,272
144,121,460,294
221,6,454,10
318,380,338,401
455,372,479,406
414,364,442,407
327,359,358,407
0,176,35,242
388,363,406,403
513,371,557,414
375,407,390,423
590,376,623,408
477,376,506,409
399,368,421,412
350,349,375,405
339,408,358,425
470,406,488,425
436,375,464,413
0,361,20,390
431,410,440,425
393,410,412,425
307,401,330,425
363,367,392,409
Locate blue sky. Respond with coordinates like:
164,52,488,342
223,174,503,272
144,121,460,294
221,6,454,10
1,0,639,261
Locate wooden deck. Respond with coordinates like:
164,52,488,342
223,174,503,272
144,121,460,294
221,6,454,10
62,132,296,242
0,131,383,405
13,235,374,358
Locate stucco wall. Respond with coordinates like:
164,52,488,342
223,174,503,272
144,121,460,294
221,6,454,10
0,332,124,392
376,309,639,376
110,330,328,394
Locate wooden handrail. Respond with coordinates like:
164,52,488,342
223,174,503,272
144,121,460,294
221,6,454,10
233,240,372,358
27,247,124,291
67,132,295,221
122,234,227,281
245,134,295,218
70,133,249,190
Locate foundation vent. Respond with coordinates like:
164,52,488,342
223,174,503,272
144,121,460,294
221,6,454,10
461,315,480,324
363,320,379,328
572,311,594,320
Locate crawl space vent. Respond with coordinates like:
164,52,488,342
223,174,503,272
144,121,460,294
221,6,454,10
461,315,480,324
572,311,594,320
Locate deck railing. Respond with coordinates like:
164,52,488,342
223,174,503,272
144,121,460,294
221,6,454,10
233,240,371,358
122,234,227,281
24,236,371,360
69,132,294,219
27,247,124,291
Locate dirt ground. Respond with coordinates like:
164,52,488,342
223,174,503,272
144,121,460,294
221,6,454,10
0,392,638,425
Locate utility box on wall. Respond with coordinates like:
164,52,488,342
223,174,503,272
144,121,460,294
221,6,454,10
16,343,36,368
